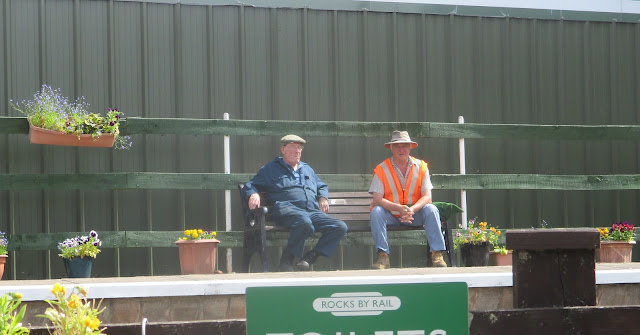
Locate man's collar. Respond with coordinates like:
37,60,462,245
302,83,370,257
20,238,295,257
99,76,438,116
390,156,417,167
277,157,306,170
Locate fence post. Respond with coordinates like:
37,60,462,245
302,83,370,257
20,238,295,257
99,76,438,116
224,113,232,273
458,116,467,228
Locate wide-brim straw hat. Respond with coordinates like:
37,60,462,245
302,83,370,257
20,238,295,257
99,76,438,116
384,130,418,149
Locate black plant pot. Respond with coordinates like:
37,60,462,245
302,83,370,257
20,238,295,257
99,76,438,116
459,242,490,267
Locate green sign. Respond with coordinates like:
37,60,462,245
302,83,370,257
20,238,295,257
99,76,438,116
246,282,468,335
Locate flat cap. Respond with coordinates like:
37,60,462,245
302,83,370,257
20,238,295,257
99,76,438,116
280,134,306,144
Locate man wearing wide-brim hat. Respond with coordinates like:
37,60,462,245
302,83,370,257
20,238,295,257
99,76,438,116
241,134,348,272
369,130,447,269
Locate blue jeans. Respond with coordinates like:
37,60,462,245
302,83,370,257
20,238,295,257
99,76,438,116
370,204,445,253
275,206,348,258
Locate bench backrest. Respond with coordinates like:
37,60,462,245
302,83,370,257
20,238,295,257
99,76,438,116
327,191,372,221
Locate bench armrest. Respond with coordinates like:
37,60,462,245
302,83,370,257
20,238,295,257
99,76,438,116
433,202,463,222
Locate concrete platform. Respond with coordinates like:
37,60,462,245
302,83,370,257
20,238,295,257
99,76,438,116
1,263,639,327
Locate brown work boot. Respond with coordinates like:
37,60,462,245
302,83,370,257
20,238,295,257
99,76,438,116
371,251,390,269
431,251,447,268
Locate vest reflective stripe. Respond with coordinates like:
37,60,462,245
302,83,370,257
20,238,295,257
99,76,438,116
379,161,400,205
372,157,428,217
406,162,420,203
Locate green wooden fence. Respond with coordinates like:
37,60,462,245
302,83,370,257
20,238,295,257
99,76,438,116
1,116,639,276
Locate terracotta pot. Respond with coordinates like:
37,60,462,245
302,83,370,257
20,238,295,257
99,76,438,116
489,250,513,266
597,240,635,263
459,241,490,267
63,256,93,278
175,239,220,274
0,255,7,280
29,122,116,147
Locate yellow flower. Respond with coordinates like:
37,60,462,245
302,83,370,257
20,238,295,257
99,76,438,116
51,283,65,296
90,317,101,330
212,231,217,237
197,229,203,234
68,294,80,308
191,232,199,238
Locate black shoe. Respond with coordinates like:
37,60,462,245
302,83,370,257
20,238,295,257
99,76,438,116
295,250,320,271
279,252,295,272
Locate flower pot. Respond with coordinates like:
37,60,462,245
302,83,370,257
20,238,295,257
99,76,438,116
175,239,220,275
459,242,490,267
29,122,116,147
489,250,513,266
596,240,635,263
63,257,93,278
0,255,7,280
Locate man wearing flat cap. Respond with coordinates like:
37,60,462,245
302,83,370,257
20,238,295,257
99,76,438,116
242,134,347,271
369,130,447,269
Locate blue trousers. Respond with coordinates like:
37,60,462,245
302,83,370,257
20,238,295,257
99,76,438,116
275,207,348,258
370,204,446,254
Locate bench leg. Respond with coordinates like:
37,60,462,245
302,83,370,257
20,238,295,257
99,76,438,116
243,228,257,272
243,211,271,272
259,214,269,272
442,221,457,267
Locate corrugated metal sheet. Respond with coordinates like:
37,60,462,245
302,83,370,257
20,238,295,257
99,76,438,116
1,0,640,278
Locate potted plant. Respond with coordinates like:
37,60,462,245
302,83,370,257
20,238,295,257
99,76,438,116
0,292,29,335
597,222,636,263
58,231,102,278
489,245,513,266
10,84,132,149
0,232,8,280
175,229,221,275
39,283,106,334
454,218,501,267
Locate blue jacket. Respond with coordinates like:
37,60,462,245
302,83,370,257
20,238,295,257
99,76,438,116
242,157,329,217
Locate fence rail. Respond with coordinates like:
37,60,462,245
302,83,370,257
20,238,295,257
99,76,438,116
1,173,640,191
4,117,640,140
2,116,639,277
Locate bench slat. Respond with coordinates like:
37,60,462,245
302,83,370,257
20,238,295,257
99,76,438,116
329,198,371,206
329,206,370,214
331,214,370,221
330,192,371,198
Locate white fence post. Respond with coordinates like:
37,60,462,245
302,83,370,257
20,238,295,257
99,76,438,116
224,113,233,272
458,116,468,229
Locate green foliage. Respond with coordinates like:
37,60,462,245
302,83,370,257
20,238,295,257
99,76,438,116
10,84,132,149
39,284,105,335
0,292,29,335
180,229,217,240
598,222,636,242
0,232,8,256
58,231,101,260
453,218,501,250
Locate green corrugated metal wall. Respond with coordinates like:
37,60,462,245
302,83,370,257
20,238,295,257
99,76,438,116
1,0,639,278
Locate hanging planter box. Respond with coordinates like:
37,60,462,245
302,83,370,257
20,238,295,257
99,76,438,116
29,122,116,148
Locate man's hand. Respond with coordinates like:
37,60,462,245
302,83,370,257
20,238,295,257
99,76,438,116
319,197,329,213
398,204,414,223
248,193,261,210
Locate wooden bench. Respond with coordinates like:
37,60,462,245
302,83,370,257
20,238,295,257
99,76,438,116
238,184,462,272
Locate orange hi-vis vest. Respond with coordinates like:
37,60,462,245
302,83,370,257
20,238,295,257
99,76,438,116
371,157,428,217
